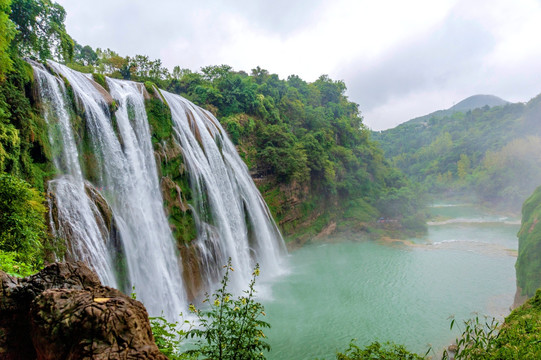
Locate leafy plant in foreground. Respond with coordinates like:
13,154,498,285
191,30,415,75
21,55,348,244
335,340,425,360
443,315,499,360
186,258,270,360
150,314,195,360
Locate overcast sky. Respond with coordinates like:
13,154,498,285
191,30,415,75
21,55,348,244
55,0,541,130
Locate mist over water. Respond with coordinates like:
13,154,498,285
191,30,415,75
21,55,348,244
263,204,518,359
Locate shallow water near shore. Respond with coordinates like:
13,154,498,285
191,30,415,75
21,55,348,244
262,204,519,359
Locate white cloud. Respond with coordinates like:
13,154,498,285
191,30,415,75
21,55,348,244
55,0,541,130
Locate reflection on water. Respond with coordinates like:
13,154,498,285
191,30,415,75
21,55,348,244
263,204,519,360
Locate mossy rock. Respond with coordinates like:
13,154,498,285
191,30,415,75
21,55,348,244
92,73,108,92
145,98,173,145
516,186,541,297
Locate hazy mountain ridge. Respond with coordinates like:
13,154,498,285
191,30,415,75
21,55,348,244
449,94,509,112
372,92,541,209
397,94,510,127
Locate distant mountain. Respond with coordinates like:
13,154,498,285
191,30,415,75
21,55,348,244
449,94,509,112
406,94,509,126
371,92,541,210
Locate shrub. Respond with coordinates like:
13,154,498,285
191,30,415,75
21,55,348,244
186,259,270,360
443,315,499,359
0,172,47,273
336,341,425,360
150,314,196,360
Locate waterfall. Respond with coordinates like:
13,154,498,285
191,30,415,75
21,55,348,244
33,63,118,288
162,91,286,289
32,61,285,317
35,61,185,318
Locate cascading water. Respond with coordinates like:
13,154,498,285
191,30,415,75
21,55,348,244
32,61,285,317
162,91,286,289
33,63,118,288
35,61,185,318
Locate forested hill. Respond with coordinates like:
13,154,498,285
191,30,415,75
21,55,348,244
387,94,509,129
372,93,541,210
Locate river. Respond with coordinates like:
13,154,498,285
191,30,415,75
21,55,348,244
262,204,519,359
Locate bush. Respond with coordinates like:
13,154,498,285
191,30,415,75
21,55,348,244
185,259,270,360
336,341,425,360
0,250,37,277
150,259,271,360
150,314,196,360
443,316,499,360
443,293,541,359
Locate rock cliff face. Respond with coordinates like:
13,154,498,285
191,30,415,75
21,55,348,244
516,186,541,299
0,262,166,360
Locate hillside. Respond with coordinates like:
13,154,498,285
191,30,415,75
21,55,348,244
394,94,509,128
51,44,429,242
372,93,541,210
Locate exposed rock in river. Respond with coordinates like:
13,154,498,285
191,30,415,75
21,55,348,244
0,262,166,360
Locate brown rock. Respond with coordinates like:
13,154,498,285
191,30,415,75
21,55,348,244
1,262,100,359
30,287,166,360
512,285,529,309
0,262,166,360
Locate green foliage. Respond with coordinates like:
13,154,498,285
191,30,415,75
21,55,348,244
0,58,55,190
335,341,425,360
9,0,74,61
375,98,541,210
150,315,196,360
0,0,15,81
444,315,500,359
145,80,157,96
65,41,426,236
146,97,173,144
443,291,541,359
186,259,271,360
0,249,37,276
0,172,47,271
92,72,107,90
72,41,98,66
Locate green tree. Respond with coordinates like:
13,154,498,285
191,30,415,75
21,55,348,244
457,154,470,179
10,0,73,61
0,0,15,80
336,341,425,360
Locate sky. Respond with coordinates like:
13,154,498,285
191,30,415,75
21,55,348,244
55,0,541,130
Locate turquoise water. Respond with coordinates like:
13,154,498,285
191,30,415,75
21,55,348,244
262,204,518,359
